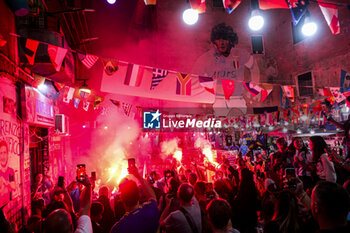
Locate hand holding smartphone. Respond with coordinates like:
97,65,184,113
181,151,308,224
58,176,64,188
76,164,86,182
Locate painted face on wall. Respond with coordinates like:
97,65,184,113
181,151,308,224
0,145,8,168
214,39,230,56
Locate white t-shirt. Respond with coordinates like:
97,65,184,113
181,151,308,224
192,47,253,96
74,215,93,233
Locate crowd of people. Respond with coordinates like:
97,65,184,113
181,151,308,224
1,134,350,233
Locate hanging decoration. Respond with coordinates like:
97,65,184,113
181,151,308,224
222,0,242,14
318,1,340,35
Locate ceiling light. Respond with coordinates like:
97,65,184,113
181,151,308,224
107,0,116,4
302,14,317,37
183,9,199,25
248,10,264,31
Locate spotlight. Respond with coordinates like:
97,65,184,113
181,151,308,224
283,127,288,133
107,0,116,4
297,128,302,134
183,9,198,25
302,16,317,37
310,129,315,134
268,126,274,131
248,10,264,31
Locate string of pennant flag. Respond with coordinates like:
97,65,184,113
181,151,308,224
18,35,350,107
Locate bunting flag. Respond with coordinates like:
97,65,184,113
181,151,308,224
80,90,90,99
260,84,273,102
151,68,168,90
77,52,99,69
340,69,350,93
311,101,322,113
318,1,340,35
74,98,81,108
32,74,45,88
124,64,144,87
292,106,301,118
222,0,241,14
176,73,192,95
301,104,309,117
63,87,75,103
54,82,65,91
199,76,215,94
330,87,346,103
190,0,206,14
83,101,90,111
47,45,68,71
102,59,119,76
94,96,104,109
286,0,310,25
221,79,235,100
280,87,290,109
24,38,39,65
282,109,290,121
122,103,132,116
110,99,120,107
258,0,288,10
144,0,156,5
243,82,262,97
316,87,332,97
282,85,295,102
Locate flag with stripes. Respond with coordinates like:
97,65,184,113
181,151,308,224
243,82,262,97
286,0,310,25
24,38,39,65
124,64,144,87
151,68,168,90
122,103,132,116
199,76,215,94
318,1,339,35
77,52,99,69
176,73,191,95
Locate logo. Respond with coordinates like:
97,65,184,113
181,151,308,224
143,110,161,129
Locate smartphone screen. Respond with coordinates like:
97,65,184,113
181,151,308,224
76,164,86,182
285,168,296,177
128,158,135,168
58,176,64,187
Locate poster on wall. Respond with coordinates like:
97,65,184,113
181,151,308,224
49,132,65,180
21,85,55,127
0,76,22,225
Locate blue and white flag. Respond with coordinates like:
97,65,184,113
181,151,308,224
151,68,168,90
